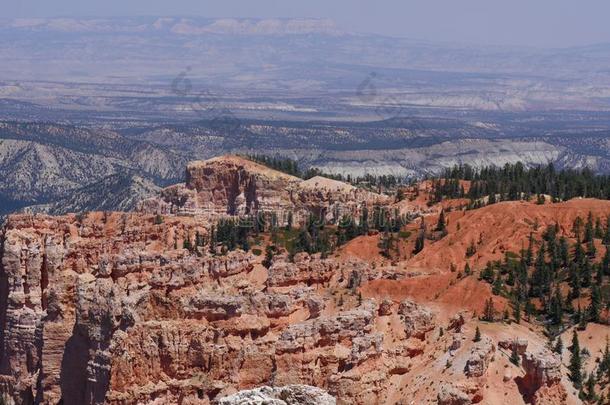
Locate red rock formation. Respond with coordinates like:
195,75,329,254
464,336,495,377
520,349,565,404
0,157,594,405
139,155,388,226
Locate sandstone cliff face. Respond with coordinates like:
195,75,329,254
0,211,437,404
0,212,211,404
464,336,495,378
139,156,388,226
521,350,566,405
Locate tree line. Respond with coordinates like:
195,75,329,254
430,162,610,204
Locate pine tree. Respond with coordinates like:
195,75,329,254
601,245,610,276
589,285,602,323
262,245,276,269
286,211,293,230
480,262,495,283
595,217,604,239
570,330,583,387
554,337,563,356
584,373,597,402
359,205,369,235
474,326,481,342
549,288,564,326
466,239,477,258
183,235,192,250
573,216,584,240
525,232,534,266
413,219,425,255
598,337,610,380
513,302,521,324
584,212,594,243
436,209,446,232
209,225,216,254
510,345,520,366
587,237,597,259
492,273,503,295
380,227,396,259
483,297,495,322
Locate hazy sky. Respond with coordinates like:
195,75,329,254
4,0,610,48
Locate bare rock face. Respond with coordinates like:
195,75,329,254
139,155,388,225
437,383,472,405
216,385,336,405
449,334,464,352
531,384,568,405
378,299,393,316
522,350,562,388
448,312,467,332
398,300,435,339
464,336,495,377
266,253,336,287
0,210,443,405
498,338,528,355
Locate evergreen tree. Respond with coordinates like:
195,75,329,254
584,212,594,243
480,262,495,283
601,246,610,276
554,337,563,356
595,217,604,239
492,272,503,295
574,216,584,240
483,297,495,322
262,245,276,269
286,211,293,230
589,285,602,323
587,237,597,259
209,225,216,254
549,288,564,326
380,227,396,259
435,209,447,233
413,218,426,255
466,239,477,258
570,330,583,387
598,337,610,381
584,374,597,402
525,232,534,266
183,235,192,250
510,345,521,366
513,301,521,324
359,205,369,235
474,326,481,342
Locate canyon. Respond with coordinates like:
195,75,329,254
1,155,608,404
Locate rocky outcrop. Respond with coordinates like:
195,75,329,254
521,350,562,389
266,253,336,288
464,336,495,377
398,300,435,339
437,383,472,405
139,155,388,226
448,312,467,332
216,385,336,405
0,210,443,405
498,338,528,355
